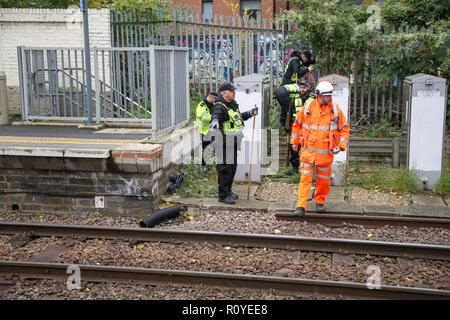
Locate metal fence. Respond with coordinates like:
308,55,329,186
111,10,409,124
111,10,312,103
17,45,189,138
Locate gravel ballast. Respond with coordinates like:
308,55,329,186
1,210,449,245
1,235,449,291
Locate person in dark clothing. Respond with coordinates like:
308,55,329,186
285,80,315,175
281,49,316,85
209,82,258,204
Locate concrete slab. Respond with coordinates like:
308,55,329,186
96,128,153,135
327,187,345,201
2,146,64,157
163,195,203,208
411,194,447,207
64,149,110,159
12,121,80,127
202,198,269,211
233,184,258,199
77,124,106,130
398,206,450,218
309,201,363,214
111,143,162,153
363,205,398,216
268,200,296,212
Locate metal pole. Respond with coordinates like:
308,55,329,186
82,0,94,125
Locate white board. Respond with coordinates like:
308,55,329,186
409,96,445,171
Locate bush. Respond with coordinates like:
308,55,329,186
350,164,419,194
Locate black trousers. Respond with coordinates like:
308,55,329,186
216,137,239,200
275,86,292,128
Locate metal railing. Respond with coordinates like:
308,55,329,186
17,45,189,138
111,10,411,124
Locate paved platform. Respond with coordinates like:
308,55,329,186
0,125,151,152
163,186,450,219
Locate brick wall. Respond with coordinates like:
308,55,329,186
0,8,111,115
0,148,181,216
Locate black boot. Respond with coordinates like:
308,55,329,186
293,207,305,217
219,196,236,204
228,191,239,200
316,203,326,213
286,167,299,176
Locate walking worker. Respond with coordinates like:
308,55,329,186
209,82,258,204
290,81,349,216
281,49,316,85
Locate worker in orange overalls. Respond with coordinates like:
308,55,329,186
290,81,350,216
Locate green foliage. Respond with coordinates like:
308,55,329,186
279,0,375,76
381,0,450,28
435,158,450,197
348,163,419,194
357,118,399,138
0,0,79,8
189,94,203,122
108,0,170,15
174,164,218,198
0,0,172,13
279,0,449,85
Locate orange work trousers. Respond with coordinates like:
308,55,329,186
296,162,332,209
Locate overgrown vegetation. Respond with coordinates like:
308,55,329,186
172,164,218,198
435,158,450,197
351,117,400,138
346,161,420,194
279,0,449,81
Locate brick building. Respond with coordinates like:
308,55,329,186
172,0,379,21
172,0,290,21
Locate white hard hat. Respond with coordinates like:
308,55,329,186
316,81,334,96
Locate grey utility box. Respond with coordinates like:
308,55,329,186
400,73,447,190
233,74,270,183
318,74,351,186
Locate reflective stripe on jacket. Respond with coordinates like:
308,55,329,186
195,100,212,135
290,98,350,165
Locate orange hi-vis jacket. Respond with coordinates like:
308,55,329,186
290,97,350,166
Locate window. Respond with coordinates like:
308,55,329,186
202,0,213,21
240,0,261,20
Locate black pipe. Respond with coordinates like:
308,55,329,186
139,206,183,228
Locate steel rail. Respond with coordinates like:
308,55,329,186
275,211,450,229
1,222,449,260
0,260,448,300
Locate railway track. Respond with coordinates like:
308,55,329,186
0,260,449,299
275,211,450,229
1,222,449,260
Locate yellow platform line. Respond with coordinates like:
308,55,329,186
0,136,138,145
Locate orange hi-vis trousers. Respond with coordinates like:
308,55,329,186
296,162,332,210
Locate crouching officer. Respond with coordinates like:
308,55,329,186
209,82,258,204
195,91,219,164
290,81,349,216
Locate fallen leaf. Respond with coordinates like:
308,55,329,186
96,262,100,265
39,215,43,219
224,246,231,250
367,233,373,238
274,229,281,234
85,288,90,292
244,223,249,226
